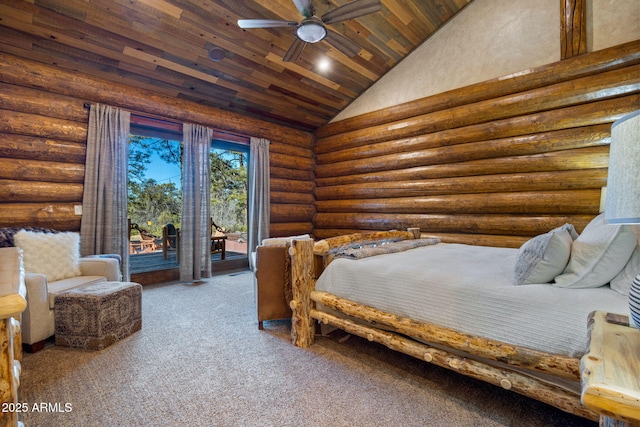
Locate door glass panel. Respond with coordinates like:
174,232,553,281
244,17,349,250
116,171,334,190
210,141,249,258
128,135,182,272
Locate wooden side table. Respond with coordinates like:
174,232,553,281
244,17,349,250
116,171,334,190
581,311,640,426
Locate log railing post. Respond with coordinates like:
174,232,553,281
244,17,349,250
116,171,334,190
289,238,315,348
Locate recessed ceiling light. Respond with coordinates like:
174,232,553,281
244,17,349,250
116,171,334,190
208,47,226,62
318,57,331,72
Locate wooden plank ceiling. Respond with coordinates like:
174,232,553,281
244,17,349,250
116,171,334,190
0,0,473,132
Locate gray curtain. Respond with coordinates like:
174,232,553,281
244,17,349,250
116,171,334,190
248,137,270,270
180,123,213,282
80,104,131,280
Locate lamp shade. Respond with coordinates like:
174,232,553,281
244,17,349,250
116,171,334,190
605,110,640,224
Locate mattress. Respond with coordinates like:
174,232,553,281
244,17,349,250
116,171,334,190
315,243,630,358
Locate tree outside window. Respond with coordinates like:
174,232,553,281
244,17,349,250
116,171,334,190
127,136,248,248
128,136,182,239
210,148,248,233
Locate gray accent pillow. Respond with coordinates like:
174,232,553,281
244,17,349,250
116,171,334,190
513,224,578,285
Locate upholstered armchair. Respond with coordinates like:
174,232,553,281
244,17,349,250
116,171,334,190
0,227,121,352
253,234,310,329
254,244,292,330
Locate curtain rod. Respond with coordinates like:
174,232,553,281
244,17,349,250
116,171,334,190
82,103,253,143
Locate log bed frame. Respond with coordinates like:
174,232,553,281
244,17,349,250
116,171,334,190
287,230,599,421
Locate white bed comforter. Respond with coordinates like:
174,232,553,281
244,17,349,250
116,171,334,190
315,243,630,357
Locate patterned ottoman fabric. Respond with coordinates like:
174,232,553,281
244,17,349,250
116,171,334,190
55,281,142,350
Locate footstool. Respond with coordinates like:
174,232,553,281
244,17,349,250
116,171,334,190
54,281,142,350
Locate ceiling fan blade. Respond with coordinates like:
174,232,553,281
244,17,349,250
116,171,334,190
324,29,361,57
283,38,307,62
321,0,381,25
238,19,298,29
292,0,314,18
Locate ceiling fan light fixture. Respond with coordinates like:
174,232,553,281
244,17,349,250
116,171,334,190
296,17,327,43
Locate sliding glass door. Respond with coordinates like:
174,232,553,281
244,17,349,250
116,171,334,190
210,139,250,259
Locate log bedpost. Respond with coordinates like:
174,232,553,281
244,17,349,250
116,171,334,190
289,238,315,348
407,227,421,239
560,0,587,60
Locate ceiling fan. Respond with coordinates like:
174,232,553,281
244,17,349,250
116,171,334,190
238,0,381,62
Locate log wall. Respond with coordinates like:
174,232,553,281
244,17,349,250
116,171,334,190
0,53,315,237
313,41,640,247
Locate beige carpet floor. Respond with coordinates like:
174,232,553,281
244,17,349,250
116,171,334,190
18,270,596,427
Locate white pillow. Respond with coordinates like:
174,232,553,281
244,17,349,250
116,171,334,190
610,225,640,296
14,230,81,282
554,213,637,289
610,245,640,296
513,224,578,285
